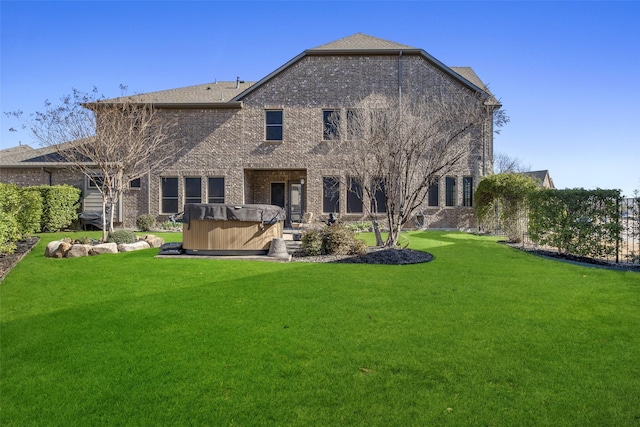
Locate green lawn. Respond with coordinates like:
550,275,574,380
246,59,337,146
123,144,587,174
1,231,639,426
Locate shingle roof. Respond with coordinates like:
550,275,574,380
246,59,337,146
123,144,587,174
101,81,254,105
0,145,35,164
0,140,93,167
311,33,416,51
451,67,488,92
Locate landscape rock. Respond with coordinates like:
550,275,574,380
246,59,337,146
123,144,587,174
89,242,118,255
66,244,92,258
45,240,63,258
118,241,151,252
267,238,291,261
45,240,73,258
142,234,164,248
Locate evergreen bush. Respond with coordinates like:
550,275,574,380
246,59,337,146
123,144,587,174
107,230,138,245
136,214,157,231
301,224,367,256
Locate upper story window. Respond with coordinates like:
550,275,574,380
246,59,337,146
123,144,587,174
346,109,363,140
265,110,283,141
323,110,341,140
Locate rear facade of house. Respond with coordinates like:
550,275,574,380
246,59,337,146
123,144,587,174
0,34,498,229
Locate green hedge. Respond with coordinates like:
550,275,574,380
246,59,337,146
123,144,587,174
33,185,81,232
17,187,43,236
0,183,79,254
0,183,22,254
475,173,539,242
528,189,622,258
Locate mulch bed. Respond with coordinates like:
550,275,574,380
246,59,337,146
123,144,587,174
502,241,640,272
0,237,40,283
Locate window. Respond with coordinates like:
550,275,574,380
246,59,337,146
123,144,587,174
129,178,141,189
323,110,341,140
463,177,474,207
265,110,283,141
208,177,225,204
347,177,363,213
88,175,104,189
185,177,202,205
428,178,439,207
371,178,387,214
161,177,179,213
346,109,362,140
446,177,457,207
322,177,340,213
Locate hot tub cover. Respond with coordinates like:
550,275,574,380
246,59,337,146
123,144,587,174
182,204,286,227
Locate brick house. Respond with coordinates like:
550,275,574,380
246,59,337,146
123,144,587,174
0,33,499,229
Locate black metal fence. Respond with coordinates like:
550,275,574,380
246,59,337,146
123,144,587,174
490,196,640,266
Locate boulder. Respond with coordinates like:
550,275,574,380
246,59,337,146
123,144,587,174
89,242,118,255
267,238,291,261
118,241,151,252
66,244,92,258
45,240,73,258
45,240,62,258
142,234,165,248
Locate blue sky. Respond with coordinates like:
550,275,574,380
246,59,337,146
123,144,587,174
2,1,639,196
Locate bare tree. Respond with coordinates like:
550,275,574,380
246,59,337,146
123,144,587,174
10,87,178,240
332,89,502,247
493,152,530,173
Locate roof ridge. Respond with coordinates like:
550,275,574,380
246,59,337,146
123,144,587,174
310,33,416,51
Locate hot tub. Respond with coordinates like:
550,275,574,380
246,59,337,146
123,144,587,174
181,204,285,255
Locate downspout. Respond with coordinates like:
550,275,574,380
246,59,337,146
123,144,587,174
147,169,151,215
42,167,52,186
398,50,403,102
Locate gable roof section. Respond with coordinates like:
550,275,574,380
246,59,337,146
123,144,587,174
234,33,495,103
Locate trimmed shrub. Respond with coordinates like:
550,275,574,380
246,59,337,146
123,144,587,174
34,185,81,232
0,183,21,254
136,214,157,232
18,187,43,236
475,173,539,242
301,224,368,256
107,230,137,245
74,236,96,245
528,188,622,258
301,229,324,256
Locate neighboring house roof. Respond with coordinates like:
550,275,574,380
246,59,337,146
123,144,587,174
0,145,35,164
0,139,93,167
519,170,555,189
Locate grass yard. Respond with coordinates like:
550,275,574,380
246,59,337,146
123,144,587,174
1,231,639,426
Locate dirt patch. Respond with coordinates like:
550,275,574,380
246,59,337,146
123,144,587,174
0,237,40,283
